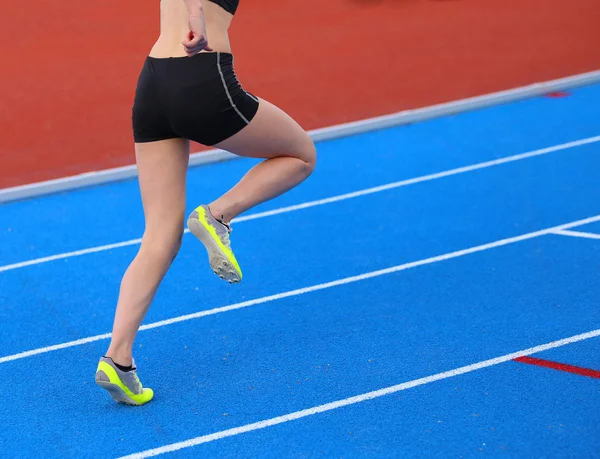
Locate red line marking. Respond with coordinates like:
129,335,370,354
544,91,571,98
514,356,600,378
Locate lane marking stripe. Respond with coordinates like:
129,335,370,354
514,356,600,378
2,135,599,274
118,329,600,458
553,229,600,240
1,213,599,365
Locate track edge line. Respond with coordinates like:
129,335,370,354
1,70,599,204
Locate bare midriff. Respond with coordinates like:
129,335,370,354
149,0,233,58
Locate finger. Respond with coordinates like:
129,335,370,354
182,44,203,56
184,43,202,54
181,31,193,46
182,32,202,47
197,37,210,49
182,43,198,53
186,37,202,49
181,43,198,55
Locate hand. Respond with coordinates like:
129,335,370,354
181,14,213,56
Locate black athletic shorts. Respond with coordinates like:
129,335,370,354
132,52,259,146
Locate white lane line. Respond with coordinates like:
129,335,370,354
552,229,600,240
1,213,599,365
118,328,600,459
0,238,144,272
1,135,599,274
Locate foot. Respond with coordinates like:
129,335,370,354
95,357,154,406
187,204,242,283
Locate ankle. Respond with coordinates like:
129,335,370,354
208,204,231,226
105,346,133,367
104,356,134,372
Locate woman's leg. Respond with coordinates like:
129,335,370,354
105,138,190,367
208,98,316,223
186,98,316,283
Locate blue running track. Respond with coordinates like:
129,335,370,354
0,84,599,458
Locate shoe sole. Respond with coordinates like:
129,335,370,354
96,380,144,406
187,214,242,284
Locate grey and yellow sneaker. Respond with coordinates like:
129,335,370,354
186,204,242,283
95,357,153,406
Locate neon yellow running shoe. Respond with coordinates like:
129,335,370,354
187,204,242,283
95,357,153,406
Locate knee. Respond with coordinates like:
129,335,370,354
297,134,317,177
140,226,184,263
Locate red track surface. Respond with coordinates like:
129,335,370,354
1,0,599,188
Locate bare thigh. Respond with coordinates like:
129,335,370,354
214,98,316,162
135,138,190,240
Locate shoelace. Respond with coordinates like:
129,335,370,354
128,371,143,393
218,217,232,234
214,219,233,248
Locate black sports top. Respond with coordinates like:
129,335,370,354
208,0,238,15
